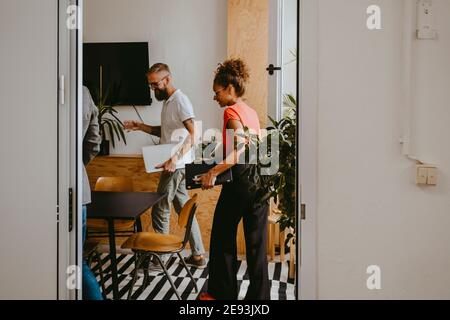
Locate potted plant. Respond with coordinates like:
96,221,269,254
91,84,127,155
244,93,297,246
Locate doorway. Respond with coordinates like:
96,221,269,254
77,0,300,300
228,0,299,299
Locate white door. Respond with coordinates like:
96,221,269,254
0,0,59,299
298,0,318,299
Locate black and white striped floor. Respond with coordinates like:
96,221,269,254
90,252,296,300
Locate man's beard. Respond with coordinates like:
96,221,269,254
154,88,169,101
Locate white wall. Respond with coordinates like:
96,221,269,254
0,0,58,299
84,0,227,154
313,0,450,299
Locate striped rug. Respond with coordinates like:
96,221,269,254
90,253,296,300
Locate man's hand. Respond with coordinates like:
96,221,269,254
123,120,143,132
155,158,177,173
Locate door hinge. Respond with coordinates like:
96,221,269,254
266,64,282,75
68,188,73,232
59,75,65,105
301,203,306,220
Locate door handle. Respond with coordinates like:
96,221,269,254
266,64,282,75
68,188,73,232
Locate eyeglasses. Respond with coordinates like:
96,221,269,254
213,87,225,99
148,75,169,89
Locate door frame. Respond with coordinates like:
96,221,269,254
73,0,315,301
268,0,283,121
298,0,318,300
58,0,83,300
75,0,84,301
269,0,307,300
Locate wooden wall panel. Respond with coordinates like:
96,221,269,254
228,0,269,255
228,0,269,127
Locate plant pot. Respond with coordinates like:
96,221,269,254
99,140,110,156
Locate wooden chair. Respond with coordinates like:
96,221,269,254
268,212,282,262
87,177,136,236
268,199,296,279
122,194,199,300
288,237,296,280
268,199,281,261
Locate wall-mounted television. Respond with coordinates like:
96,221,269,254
83,42,152,106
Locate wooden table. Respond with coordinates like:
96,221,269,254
87,191,165,300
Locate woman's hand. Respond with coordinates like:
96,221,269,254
197,170,217,190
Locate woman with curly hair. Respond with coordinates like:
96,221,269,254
198,58,270,300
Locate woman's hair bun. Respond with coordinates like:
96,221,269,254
214,58,250,97
219,58,250,83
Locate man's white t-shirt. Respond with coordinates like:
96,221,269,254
160,89,195,145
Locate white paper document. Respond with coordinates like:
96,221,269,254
142,143,194,173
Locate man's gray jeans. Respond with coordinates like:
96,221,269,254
152,169,205,257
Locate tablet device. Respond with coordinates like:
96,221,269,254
185,163,233,190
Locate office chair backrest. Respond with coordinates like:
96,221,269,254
89,177,135,232
178,194,198,246
178,194,197,229
95,177,133,192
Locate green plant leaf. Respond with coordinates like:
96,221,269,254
112,122,121,143
104,121,115,148
94,84,128,147
268,116,279,128
118,124,127,144
244,101,297,234
109,112,124,126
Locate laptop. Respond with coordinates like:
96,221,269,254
185,162,233,190
142,144,194,173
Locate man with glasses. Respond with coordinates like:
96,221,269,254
124,63,206,269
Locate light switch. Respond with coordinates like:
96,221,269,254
427,167,438,185
416,164,438,186
416,166,428,185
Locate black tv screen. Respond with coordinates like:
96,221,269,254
83,42,152,106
